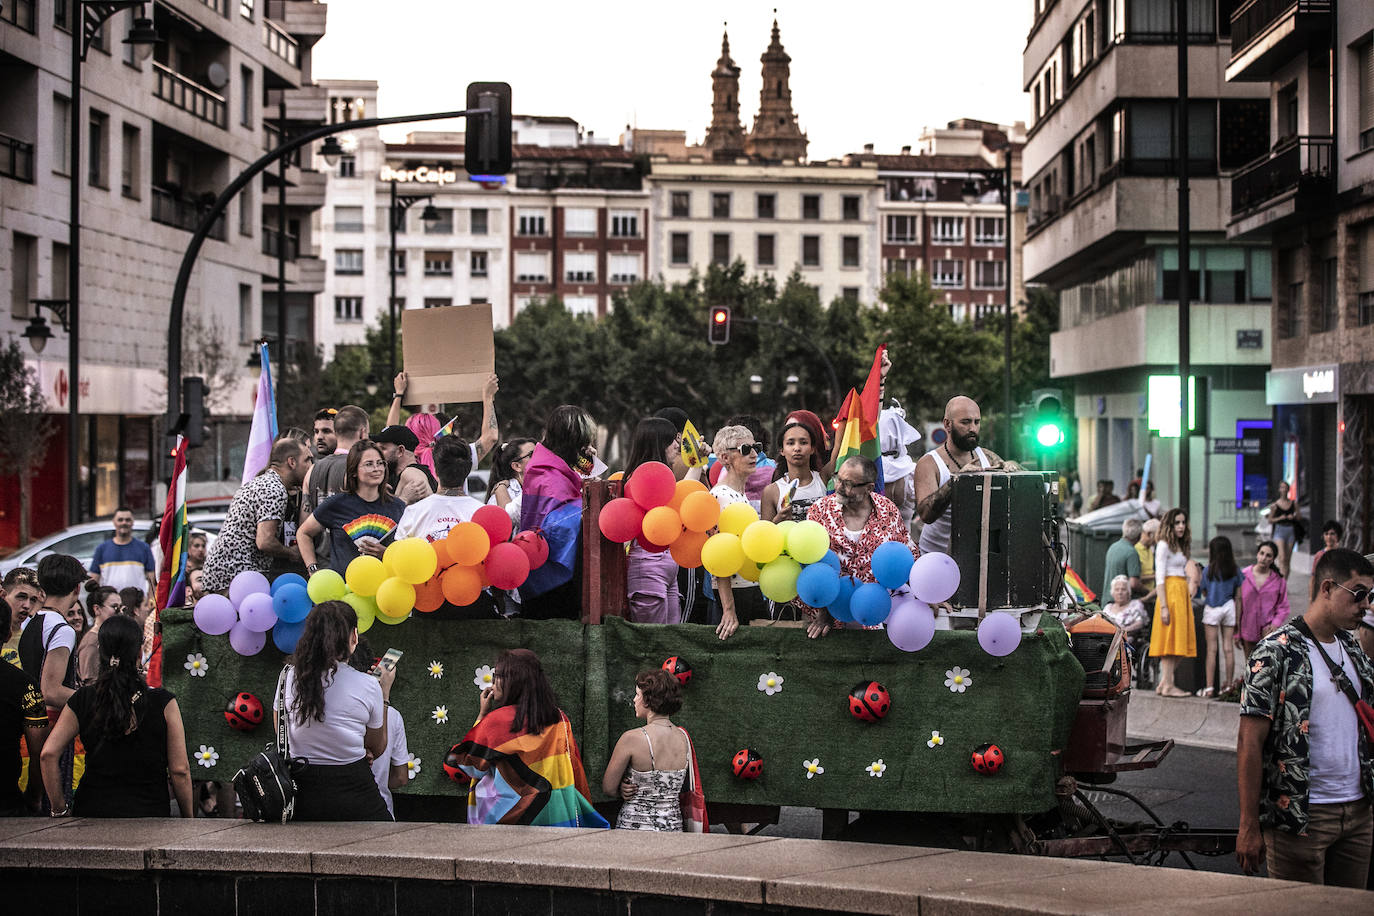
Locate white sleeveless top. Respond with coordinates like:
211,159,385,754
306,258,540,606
917,447,990,556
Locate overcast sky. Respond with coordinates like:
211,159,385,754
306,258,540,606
312,1,1034,159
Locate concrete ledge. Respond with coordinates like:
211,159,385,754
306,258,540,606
1128,692,1240,752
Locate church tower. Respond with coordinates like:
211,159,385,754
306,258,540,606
703,25,746,161
746,16,808,162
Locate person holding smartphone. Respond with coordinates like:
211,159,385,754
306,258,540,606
298,441,407,577
760,413,828,524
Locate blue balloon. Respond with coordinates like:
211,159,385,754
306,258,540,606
818,550,842,572
273,583,313,624
828,576,858,623
270,573,308,596
796,563,842,607
870,541,916,590
851,582,893,627
271,617,307,654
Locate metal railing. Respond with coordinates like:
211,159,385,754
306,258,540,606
1230,0,1330,58
152,187,227,240
0,133,35,182
1230,135,1332,216
153,63,227,128
0,0,35,32
261,227,298,260
262,19,299,67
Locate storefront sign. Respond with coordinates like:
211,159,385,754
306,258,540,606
1213,438,1262,456
380,165,459,186
26,359,167,415
1236,329,1263,349
1266,364,1339,405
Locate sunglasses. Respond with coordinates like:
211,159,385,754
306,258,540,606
1334,582,1373,605
728,443,766,456
836,478,875,491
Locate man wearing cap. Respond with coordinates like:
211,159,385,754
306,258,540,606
373,425,437,505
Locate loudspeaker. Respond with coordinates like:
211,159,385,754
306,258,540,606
949,471,1059,609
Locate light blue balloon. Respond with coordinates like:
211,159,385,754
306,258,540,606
273,583,312,624
828,576,858,623
796,563,841,607
871,541,915,590
270,573,308,596
850,583,892,627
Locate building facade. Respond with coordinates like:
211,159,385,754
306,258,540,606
0,0,329,545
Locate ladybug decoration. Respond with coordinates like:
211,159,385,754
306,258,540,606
731,748,764,780
223,692,264,732
443,745,468,783
971,743,1005,775
847,680,891,722
662,656,693,686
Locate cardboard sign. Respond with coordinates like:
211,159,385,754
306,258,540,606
400,303,494,406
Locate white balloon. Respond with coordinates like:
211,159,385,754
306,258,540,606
909,552,961,604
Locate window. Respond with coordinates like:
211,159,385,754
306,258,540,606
932,216,965,243
10,233,35,318
239,181,252,236
885,258,918,278
54,0,69,30
120,123,140,199
337,156,356,178
334,249,364,275
886,215,918,243
670,232,690,265
423,298,451,309
756,233,776,267
1123,100,1216,172
471,297,489,304
756,193,776,219
564,208,596,237
390,250,405,275
52,95,71,175
424,250,453,276
712,193,731,219
334,206,363,232
334,296,362,322
1360,226,1374,325
51,243,68,302
515,252,549,283
802,194,820,220
517,209,547,236
1219,99,1269,170
974,260,1006,289
565,251,596,283
842,287,860,303
802,235,820,267
240,66,254,128
1361,41,1374,151
609,253,641,284
1318,257,1337,333
240,0,254,20
86,110,108,188
470,251,488,277
471,208,488,235
841,236,860,267
974,217,1005,245
671,191,690,218
711,233,731,265
886,176,935,201
1071,8,1095,78
931,259,964,288
610,210,639,238
239,284,254,341
842,195,861,220
565,295,597,316
1120,0,1215,42
424,208,454,234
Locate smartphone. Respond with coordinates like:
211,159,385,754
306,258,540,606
779,480,799,510
372,648,403,678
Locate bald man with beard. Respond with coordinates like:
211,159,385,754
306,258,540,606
914,396,1017,556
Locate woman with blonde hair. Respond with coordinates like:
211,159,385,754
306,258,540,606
709,424,766,640
1150,508,1197,697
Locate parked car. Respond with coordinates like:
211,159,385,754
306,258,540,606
0,513,224,578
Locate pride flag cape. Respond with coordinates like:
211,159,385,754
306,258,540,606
450,707,608,828
519,443,583,598
149,434,189,687
831,345,888,493
1064,565,1097,604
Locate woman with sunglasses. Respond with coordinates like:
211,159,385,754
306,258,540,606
297,441,407,577
488,438,537,523
709,425,766,640
624,418,684,623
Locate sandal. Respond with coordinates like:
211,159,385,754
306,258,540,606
1197,686,1216,698
1161,687,1193,698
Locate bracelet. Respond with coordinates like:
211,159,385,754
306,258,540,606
307,564,319,575
393,393,404,399
49,806,69,818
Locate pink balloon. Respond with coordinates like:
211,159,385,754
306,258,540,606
238,592,279,633
886,598,936,652
627,461,676,510
229,621,268,656
193,594,237,636
977,612,1023,657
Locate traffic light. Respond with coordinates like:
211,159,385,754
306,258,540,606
708,306,731,345
183,376,207,448
1028,388,1067,450
465,82,512,177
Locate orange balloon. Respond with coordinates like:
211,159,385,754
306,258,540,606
642,506,683,547
608,470,625,481
669,529,709,568
414,576,445,612
441,564,484,606
474,561,490,589
446,522,490,567
669,478,708,510
432,539,454,570
679,490,721,533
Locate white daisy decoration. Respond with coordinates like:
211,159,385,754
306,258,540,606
802,758,824,779
757,672,785,696
405,754,422,780
195,745,219,768
867,759,887,778
473,664,496,689
927,731,945,749
184,653,209,677
428,660,444,680
431,705,449,725
944,666,972,693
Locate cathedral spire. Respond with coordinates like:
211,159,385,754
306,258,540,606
746,14,808,162
704,21,746,161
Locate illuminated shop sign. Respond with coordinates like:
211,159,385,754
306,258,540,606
380,165,458,186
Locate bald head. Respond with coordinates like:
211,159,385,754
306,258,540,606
943,396,982,454
944,396,980,422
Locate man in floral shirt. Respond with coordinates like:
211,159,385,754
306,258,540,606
1237,547,1374,886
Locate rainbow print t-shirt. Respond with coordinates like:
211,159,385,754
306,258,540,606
313,492,406,575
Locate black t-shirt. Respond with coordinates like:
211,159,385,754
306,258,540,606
0,662,46,812
312,491,407,575
68,685,174,817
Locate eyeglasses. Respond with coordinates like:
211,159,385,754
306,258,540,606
517,451,536,463
359,460,387,470
836,478,875,492
728,443,766,456
1334,582,1372,605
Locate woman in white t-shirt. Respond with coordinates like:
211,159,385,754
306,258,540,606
488,438,536,524
277,600,395,821
760,415,828,524
710,425,766,640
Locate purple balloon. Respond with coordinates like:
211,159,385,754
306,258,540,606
229,570,271,609
909,552,961,604
238,592,278,633
977,612,1023,657
887,597,936,652
192,593,237,636
229,621,268,656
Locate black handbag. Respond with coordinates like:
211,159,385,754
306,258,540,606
232,667,300,824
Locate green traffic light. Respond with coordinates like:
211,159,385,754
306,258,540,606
1035,423,1065,448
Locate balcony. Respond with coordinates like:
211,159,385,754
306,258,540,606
0,133,34,182
152,186,227,240
263,19,300,68
262,227,298,260
267,0,327,44
153,63,227,129
1229,136,1332,233
1227,0,1332,82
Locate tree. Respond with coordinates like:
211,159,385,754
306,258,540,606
0,338,57,545
177,311,241,414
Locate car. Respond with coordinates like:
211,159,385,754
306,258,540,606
0,513,224,579
466,470,491,501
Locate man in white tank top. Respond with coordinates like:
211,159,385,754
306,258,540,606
914,396,1013,556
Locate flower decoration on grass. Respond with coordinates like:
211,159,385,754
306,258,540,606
428,661,444,680
944,666,972,693
431,705,449,725
474,664,495,690
195,745,219,768
867,759,887,778
927,731,945,749
802,758,824,779
184,653,209,677
406,754,422,780
757,672,785,696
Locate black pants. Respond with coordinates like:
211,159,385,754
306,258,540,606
292,758,391,822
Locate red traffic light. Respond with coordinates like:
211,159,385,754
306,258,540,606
712,310,727,324
708,306,731,345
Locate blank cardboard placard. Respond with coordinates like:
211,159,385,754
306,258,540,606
400,303,494,405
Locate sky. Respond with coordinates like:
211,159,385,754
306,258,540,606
311,0,1035,159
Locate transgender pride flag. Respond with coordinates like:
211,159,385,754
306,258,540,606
241,340,278,484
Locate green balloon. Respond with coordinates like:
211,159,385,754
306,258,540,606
307,568,347,604
342,592,378,633
759,556,802,603
787,520,830,565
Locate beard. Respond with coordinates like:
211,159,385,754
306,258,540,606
952,429,979,452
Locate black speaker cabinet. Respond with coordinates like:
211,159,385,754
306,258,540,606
949,471,1059,609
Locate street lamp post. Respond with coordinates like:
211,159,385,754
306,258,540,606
387,180,438,381
962,159,1015,456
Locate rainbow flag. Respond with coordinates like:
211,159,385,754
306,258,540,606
1063,565,1097,605
831,345,887,494
449,706,608,828
344,514,398,542
432,416,457,441
150,435,189,688
519,443,583,598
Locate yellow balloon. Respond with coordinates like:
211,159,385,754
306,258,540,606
701,532,745,578
787,520,830,565
342,593,378,633
386,537,439,585
740,520,785,565
759,557,802,602
346,556,388,597
375,576,416,618
718,502,760,537
737,559,762,583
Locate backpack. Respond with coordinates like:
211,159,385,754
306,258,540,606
232,667,300,824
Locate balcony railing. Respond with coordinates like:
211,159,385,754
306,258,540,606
262,227,298,260
1230,135,1332,217
1230,0,1331,58
262,122,301,165
152,186,227,240
0,133,35,182
153,63,227,128
263,19,299,67
1,0,35,32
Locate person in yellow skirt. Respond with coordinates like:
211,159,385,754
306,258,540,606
1151,508,1197,696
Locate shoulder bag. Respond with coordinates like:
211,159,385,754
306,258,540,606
1291,618,1374,742
232,666,299,823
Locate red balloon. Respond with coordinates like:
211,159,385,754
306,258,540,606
708,461,724,487
628,461,676,510
485,542,531,590
472,504,513,547
638,538,671,554
598,497,645,543
513,530,550,569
